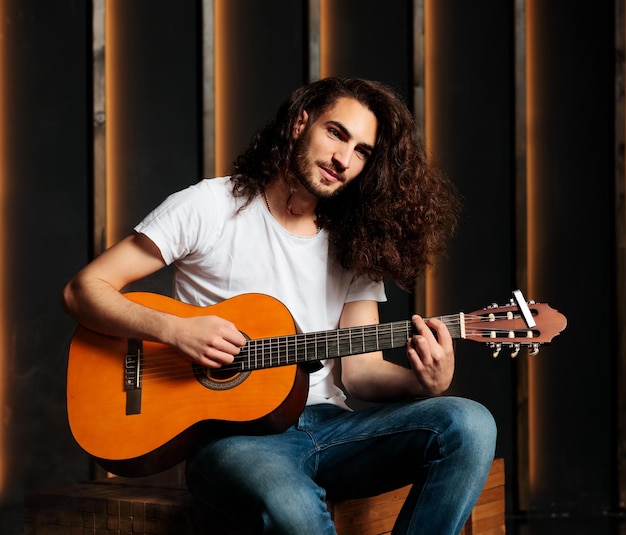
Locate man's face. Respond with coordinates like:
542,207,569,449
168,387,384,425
291,97,378,199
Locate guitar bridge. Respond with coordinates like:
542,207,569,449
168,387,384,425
124,339,143,415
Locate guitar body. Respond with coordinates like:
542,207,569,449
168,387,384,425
66,292,308,476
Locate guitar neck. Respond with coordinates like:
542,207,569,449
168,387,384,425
231,315,464,372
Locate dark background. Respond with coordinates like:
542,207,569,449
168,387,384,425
0,0,620,530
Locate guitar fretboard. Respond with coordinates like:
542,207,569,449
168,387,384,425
232,316,464,372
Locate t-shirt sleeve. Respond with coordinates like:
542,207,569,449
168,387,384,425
134,181,216,266
345,275,387,304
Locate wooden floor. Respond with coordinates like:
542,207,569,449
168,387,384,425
7,510,626,535
507,515,626,535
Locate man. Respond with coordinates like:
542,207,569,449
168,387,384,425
62,77,496,534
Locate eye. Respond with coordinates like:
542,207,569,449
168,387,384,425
328,127,341,138
355,146,372,160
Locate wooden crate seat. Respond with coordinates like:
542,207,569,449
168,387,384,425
24,458,505,534
331,457,505,535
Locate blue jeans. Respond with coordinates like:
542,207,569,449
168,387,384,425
186,396,497,535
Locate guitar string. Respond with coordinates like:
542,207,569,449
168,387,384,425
126,314,537,383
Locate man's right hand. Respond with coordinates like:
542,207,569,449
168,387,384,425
168,314,247,369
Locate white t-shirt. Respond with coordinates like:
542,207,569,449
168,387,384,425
134,177,386,408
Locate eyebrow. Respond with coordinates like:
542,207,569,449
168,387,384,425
326,120,376,154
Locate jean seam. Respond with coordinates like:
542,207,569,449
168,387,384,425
315,423,445,453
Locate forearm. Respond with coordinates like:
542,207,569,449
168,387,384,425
62,274,179,345
62,268,247,369
342,354,444,402
61,232,181,344
338,300,447,401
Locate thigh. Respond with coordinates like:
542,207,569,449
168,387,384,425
304,397,496,500
186,428,336,534
186,430,311,505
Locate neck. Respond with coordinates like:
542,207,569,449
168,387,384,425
263,179,320,236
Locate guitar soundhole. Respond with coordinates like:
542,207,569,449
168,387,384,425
192,363,251,391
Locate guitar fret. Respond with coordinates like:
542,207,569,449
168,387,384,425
349,327,353,354
274,337,282,366
311,332,316,362
326,331,337,359
287,335,295,364
318,332,325,360
338,329,349,356
303,333,308,362
376,325,380,351
377,325,391,352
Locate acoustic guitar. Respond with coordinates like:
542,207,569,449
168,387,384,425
66,290,566,476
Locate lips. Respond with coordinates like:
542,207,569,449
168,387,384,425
318,163,343,183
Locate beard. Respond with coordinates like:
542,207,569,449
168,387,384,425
289,135,349,199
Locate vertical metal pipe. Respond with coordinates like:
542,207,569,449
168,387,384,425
514,0,529,512
0,0,8,496
307,0,321,83
615,0,626,510
201,0,215,178
413,0,426,314
93,0,106,256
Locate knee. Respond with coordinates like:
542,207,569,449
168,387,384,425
435,397,497,462
260,482,333,533
186,438,335,534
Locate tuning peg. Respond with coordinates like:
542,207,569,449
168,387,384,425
529,343,540,356
508,331,518,357
492,343,502,358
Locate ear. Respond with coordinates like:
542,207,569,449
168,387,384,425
293,110,309,138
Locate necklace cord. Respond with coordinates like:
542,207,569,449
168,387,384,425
261,187,321,233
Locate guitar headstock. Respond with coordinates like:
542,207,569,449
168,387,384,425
463,292,567,357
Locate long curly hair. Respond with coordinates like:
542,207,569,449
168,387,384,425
231,78,461,290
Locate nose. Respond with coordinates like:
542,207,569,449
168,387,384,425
332,145,352,172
